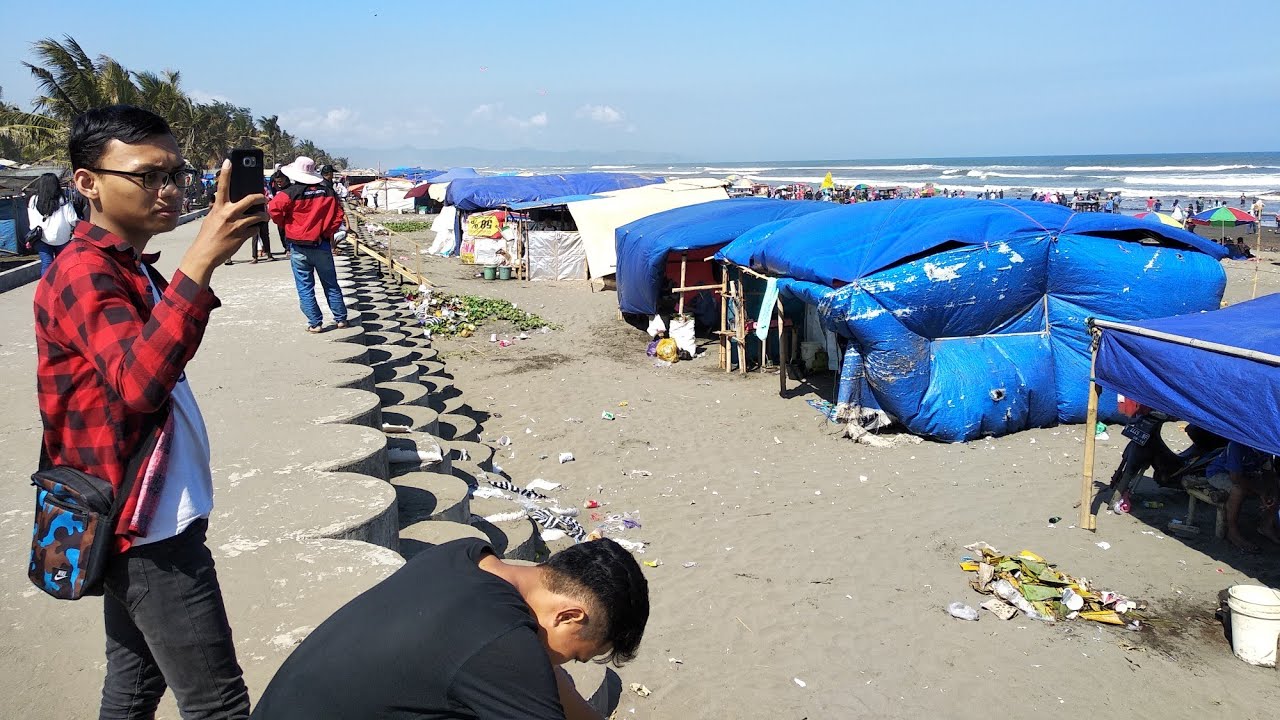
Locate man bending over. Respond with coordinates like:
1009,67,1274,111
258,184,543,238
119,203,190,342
251,538,650,719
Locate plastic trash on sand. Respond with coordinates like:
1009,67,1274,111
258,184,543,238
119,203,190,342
947,602,979,621
655,338,679,363
387,445,443,466
558,452,574,464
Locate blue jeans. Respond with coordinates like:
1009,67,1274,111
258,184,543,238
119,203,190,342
36,239,65,277
288,241,347,328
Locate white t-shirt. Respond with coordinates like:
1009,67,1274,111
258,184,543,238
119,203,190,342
26,196,79,246
132,267,215,545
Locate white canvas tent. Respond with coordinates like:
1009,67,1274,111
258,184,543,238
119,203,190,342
565,179,728,278
366,178,416,212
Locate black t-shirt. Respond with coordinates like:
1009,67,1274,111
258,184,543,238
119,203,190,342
251,539,565,719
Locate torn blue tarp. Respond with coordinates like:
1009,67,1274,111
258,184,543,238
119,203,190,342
507,194,604,210
614,198,838,315
717,198,1228,442
1095,294,1280,457
446,172,662,212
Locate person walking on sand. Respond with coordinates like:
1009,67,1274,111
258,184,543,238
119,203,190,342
268,156,349,332
34,104,265,719
25,172,79,276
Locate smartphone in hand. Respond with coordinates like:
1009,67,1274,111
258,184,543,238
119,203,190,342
227,148,265,203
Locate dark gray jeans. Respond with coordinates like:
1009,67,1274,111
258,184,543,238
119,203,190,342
100,519,250,719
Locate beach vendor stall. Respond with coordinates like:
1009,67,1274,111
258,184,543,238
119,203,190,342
444,172,665,271
1076,293,1280,530
714,198,1229,442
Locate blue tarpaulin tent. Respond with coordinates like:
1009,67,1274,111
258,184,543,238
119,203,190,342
424,167,480,185
614,198,838,315
445,172,663,212
714,198,1229,442
1094,294,1280,457
446,172,664,255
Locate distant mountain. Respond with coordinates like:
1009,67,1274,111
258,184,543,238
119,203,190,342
329,145,687,170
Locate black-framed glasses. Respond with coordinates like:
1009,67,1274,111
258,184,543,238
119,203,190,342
87,167,198,190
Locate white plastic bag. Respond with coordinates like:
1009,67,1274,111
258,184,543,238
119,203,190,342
646,314,666,339
670,316,696,355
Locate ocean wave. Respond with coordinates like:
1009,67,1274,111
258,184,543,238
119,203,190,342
964,170,1074,179
1121,174,1280,188
1066,164,1262,172
589,165,636,169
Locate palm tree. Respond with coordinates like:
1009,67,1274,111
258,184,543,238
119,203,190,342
0,35,344,167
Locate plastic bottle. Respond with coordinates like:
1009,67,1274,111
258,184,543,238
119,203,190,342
947,602,979,621
992,579,1054,623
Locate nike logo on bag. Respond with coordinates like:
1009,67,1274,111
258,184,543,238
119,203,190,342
53,570,68,581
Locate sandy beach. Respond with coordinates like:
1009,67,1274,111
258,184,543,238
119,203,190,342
367,214,1280,718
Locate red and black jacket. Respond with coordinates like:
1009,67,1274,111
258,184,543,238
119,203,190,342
267,183,344,244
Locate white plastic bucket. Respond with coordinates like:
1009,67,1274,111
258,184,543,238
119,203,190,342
1227,584,1280,666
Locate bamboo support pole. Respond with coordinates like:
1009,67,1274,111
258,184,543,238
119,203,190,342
777,298,787,395
719,272,729,372
737,276,748,375
1079,337,1101,531
677,252,688,315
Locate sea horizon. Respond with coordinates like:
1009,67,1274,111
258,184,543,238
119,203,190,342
469,150,1280,205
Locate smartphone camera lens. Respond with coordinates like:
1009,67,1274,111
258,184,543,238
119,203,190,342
242,157,257,167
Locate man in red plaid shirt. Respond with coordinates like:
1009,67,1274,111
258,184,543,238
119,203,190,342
34,105,266,719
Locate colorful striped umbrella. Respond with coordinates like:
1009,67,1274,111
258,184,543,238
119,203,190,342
1133,211,1182,228
1189,206,1256,227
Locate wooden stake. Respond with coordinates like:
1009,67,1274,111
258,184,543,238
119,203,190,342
1079,335,1101,531
719,271,728,372
737,277,748,375
777,298,787,395
677,251,688,315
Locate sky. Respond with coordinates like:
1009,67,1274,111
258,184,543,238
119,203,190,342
2,0,1278,164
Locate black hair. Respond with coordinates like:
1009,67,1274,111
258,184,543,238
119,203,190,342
542,538,649,665
68,104,172,171
33,173,65,218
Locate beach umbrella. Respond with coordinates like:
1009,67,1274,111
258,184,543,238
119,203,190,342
1189,206,1256,227
1190,205,1258,242
1132,211,1182,228
821,172,834,190
853,183,870,190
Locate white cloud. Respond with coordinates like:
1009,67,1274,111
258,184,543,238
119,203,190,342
279,106,357,133
189,89,230,105
576,104,624,124
470,103,502,120
276,106,443,147
504,111,549,130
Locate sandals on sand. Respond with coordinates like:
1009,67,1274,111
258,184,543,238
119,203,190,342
306,325,323,334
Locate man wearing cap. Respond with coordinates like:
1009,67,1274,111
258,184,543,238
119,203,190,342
320,164,348,200
268,156,349,333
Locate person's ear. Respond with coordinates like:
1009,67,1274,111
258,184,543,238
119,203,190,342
73,168,99,201
555,606,587,628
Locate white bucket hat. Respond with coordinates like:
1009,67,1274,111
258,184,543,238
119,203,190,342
281,156,323,185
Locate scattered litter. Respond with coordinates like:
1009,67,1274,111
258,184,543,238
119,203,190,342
584,499,601,509
489,333,498,343
947,602,979,621
484,510,527,523
525,479,561,492
387,445,443,466
668,657,682,664
643,560,662,568
496,435,511,446
980,598,1018,620
619,401,629,407
1048,516,1061,525
814,490,822,496
610,538,647,554
540,529,568,542
859,475,868,483
471,486,506,500
558,452,575,464
381,423,411,434
793,678,807,688
601,411,616,421
628,683,651,697
682,561,698,568
773,436,782,444
457,448,470,461
629,470,652,478
1096,541,1111,550
960,543,1147,626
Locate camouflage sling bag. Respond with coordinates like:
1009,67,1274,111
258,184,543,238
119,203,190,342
28,414,164,600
